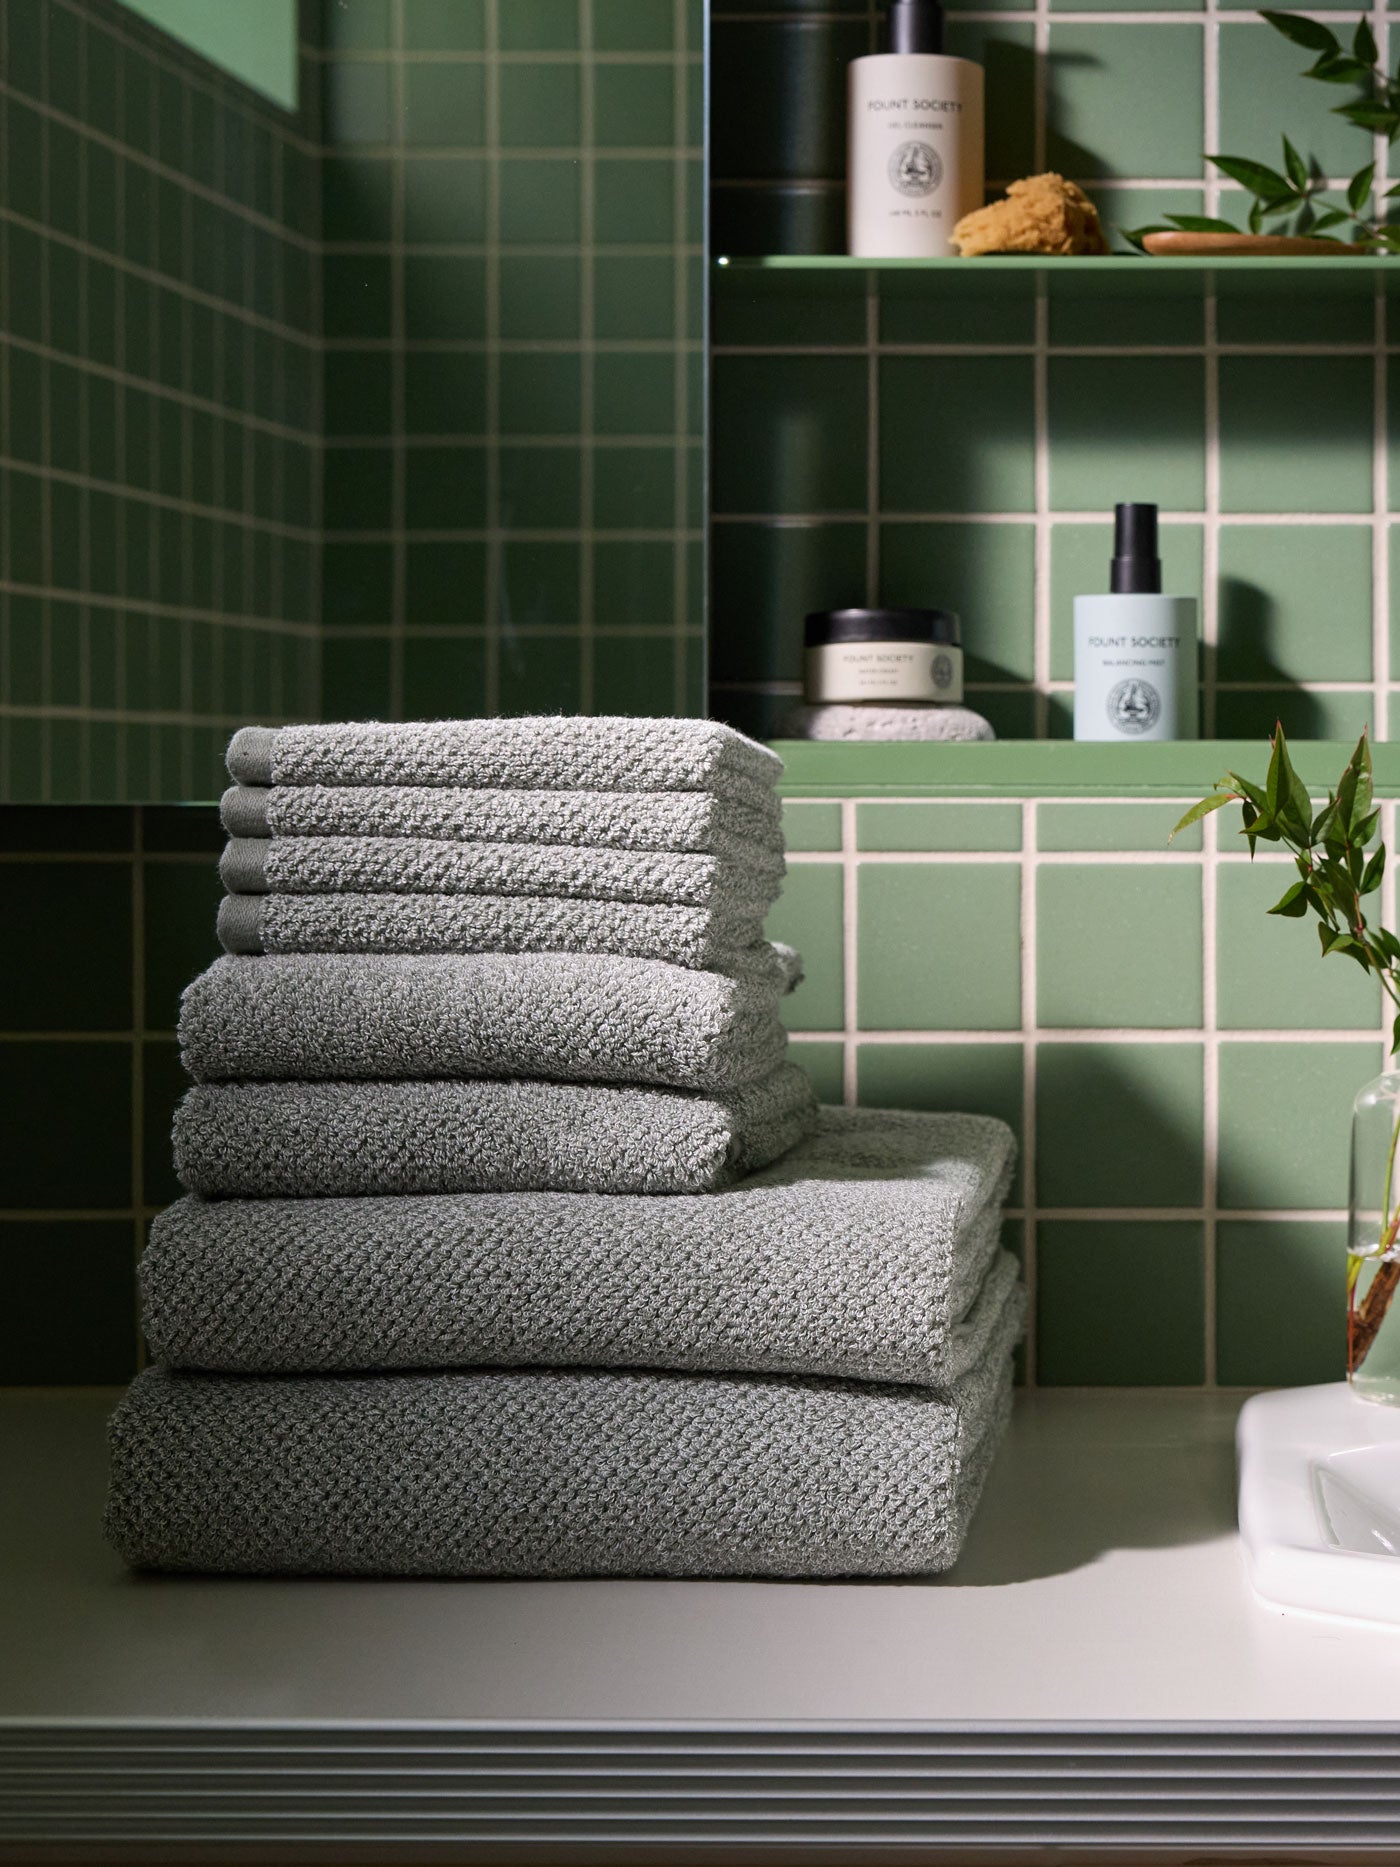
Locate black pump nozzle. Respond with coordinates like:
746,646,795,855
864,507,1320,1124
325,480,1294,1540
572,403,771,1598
886,0,944,54
1110,502,1161,595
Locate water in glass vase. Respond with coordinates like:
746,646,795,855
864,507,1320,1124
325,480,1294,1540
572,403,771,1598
1349,1070,1400,1404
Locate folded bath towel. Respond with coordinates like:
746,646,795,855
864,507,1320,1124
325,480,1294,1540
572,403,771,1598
218,834,785,912
107,1277,1023,1577
226,718,782,800
173,1065,818,1197
216,891,767,970
145,1110,1019,1378
221,784,784,862
179,951,800,1091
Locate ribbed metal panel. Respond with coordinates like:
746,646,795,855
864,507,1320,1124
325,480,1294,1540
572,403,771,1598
4,1728,1400,1852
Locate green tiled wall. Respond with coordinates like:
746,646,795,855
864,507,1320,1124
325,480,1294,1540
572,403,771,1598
708,3,1399,742
775,788,1387,1389
0,0,322,801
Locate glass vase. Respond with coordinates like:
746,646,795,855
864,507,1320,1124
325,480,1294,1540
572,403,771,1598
1348,1070,1400,1404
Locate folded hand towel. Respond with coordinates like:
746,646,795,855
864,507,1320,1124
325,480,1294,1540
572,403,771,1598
227,718,782,799
144,1109,1018,1381
173,1065,818,1197
107,1278,1023,1577
221,784,784,861
179,951,799,1091
219,834,785,912
217,891,768,970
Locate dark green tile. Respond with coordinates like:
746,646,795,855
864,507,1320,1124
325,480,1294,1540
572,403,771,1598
498,352,581,435
499,157,582,244
324,540,393,627
322,254,393,340
321,0,391,47
710,519,865,685
1218,1041,1380,1211
1038,1221,1205,1384
593,352,675,436
322,58,392,143
594,254,676,340
790,1039,844,1104
404,445,489,527
498,254,580,339
595,156,674,244
404,254,487,338
403,62,486,147
405,542,487,620
498,631,582,713
3,99,44,220
1217,524,1371,683
594,0,674,51
1216,1219,1347,1387
880,521,1036,685
1219,357,1373,514
403,0,485,49
1037,1042,1203,1207
323,153,394,242
499,65,581,147
713,355,867,516
0,862,132,1031
324,445,394,530
403,351,487,434
1048,357,1206,513
859,864,1022,1031
763,861,844,1030
323,350,394,435
322,633,394,718
0,1041,131,1208
945,22,1037,181
881,357,1036,514
141,859,223,1033
0,1220,136,1382
593,445,675,531
402,633,488,715
592,540,675,625
593,61,675,147
499,446,581,527
500,540,581,631
499,1,579,51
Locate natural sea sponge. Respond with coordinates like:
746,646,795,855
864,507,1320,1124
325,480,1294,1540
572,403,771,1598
951,173,1110,257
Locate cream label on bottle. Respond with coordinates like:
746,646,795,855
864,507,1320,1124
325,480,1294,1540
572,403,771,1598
848,54,984,258
1072,596,1197,742
806,640,963,704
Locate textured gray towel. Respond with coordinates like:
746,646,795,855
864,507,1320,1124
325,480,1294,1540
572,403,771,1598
221,784,784,862
143,1109,1019,1379
217,890,768,970
173,1065,818,1197
106,1281,1023,1577
219,835,785,912
179,951,800,1091
226,718,782,799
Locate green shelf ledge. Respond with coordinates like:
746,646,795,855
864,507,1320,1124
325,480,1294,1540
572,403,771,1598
770,739,1400,799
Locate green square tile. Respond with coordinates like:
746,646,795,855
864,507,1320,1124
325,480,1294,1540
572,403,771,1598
403,0,485,49
405,445,489,528
142,859,223,1031
500,1,580,50
710,520,865,685
595,156,674,244
322,254,393,340
404,352,487,434
0,863,132,1031
406,543,487,623
880,357,1035,514
404,255,487,338
1038,1221,1205,1384
593,352,676,437
322,0,391,48
593,445,676,531
592,539,675,621
46,121,82,241
5,347,42,465
857,803,1023,853
499,65,581,148
763,861,844,1030
1217,523,1371,685
322,59,392,144
1218,1040,1380,1210
4,0,43,96
593,0,674,50
1218,22,1365,187
1048,357,1205,513
1224,855,1388,1030
1037,1041,1204,1206
0,1041,131,1208
782,802,843,853
3,98,43,221
324,541,393,628
1219,357,1372,515
501,539,581,630
879,521,1036,685
401,154,488,241
403,62,486,147
324,351,394,436
0,1220,137,1383
324,446,394,530
499,631,583,712
1045,25,1205,180
943,22,1037,179
498,352,582,435
1038,802,1200,852
1213,688,1373,743
713,356,868,517
789,1039,845,1104
858,1041,1024,1199
322,633,394,718
593,61,675,148
858,864,1021,1031
593,254,676,341
402,634,488,716
1217,1218,1346,1387
500,446,581,527
498,254,580,340
1038,864,1203,1029
323,153,394,242
498,157,582,245
1049,522,1204,682
591,632,683,714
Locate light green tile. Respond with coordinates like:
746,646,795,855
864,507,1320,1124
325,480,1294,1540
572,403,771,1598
499,65,581,148
858,864,1022,1031
1038,864,1203,1029
1037,1041,1203,1206
857,802,1022,852
498,157,583,245
1217,1040,1381,1209
1045,25,1205,180
1216,1219,1347,1387
1218,21,1367,188
1049,522,1204,682
764,862,844,1031
1218,358,1373,515
858,1040,1024,1200
879,521,1035,685
789,1038,845,1103
1216,859,1380,1031
1216,524,1372,684
782,801,843,852
1047,357,1206,513
880,357,1036,515
593,61,675,147
403,62,487,148
1038,1221,1206,1384
499,0,579,50
1038,802,1200,852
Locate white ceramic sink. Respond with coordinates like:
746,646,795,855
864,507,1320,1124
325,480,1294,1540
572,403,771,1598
1238,1381,1400,1625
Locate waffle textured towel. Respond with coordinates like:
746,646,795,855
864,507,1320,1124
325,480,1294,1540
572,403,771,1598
226,718,782,799
218,835,785,912
217,891,767,970
106,1280,1022,1578
221,784,784,862
173,1065,818,1197
178,951,800,1091
144,1109,1018,1380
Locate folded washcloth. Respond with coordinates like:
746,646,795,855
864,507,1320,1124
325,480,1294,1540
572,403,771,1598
179,950,801,1091
226,718,782,799
221,784,784,862
106,1276,1023,1577
216,891,768,970
218,835,785,912
144,1109,1019,1379
173,1065,818,1197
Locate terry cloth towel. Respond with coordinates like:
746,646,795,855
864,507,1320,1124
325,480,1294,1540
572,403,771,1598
220,784,784,863
144,1111,1019,1379
178,951,801,1091
218,835,786,912
172,1065,818,1198
226,718,782,800
216,891,768,971
106,1280,1023,1578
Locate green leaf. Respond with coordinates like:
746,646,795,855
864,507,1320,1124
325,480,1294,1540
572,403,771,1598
1268,880,1312,917
1226,772,1268,812
1270,725,1315,842
1283,134,1311,191
1162,214,1245,234
1311,52,1376,82
1248,196,1267,233
1169,791,1237,841
1356,807,1381,846
1309,207,1351,230
1391,1008,1400,1058
1346,730,1374,830
1335,101,1400,134
1349,160,1377,214
1362,846,1386,895
1355,16,1379,66
1260,9,1340,51
1209,153,1293,198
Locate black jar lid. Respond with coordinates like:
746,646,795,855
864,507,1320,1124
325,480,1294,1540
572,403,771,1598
805,607,961,647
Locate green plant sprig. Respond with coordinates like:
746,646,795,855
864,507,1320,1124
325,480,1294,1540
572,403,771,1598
1173,727,1400,1049
1126,11,1400,252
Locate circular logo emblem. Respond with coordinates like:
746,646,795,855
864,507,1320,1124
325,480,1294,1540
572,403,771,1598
931,652,955,691
1107,678,1161,735
888,141,942,198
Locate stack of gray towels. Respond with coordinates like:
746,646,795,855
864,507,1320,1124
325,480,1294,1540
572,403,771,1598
106,717,1024,1578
